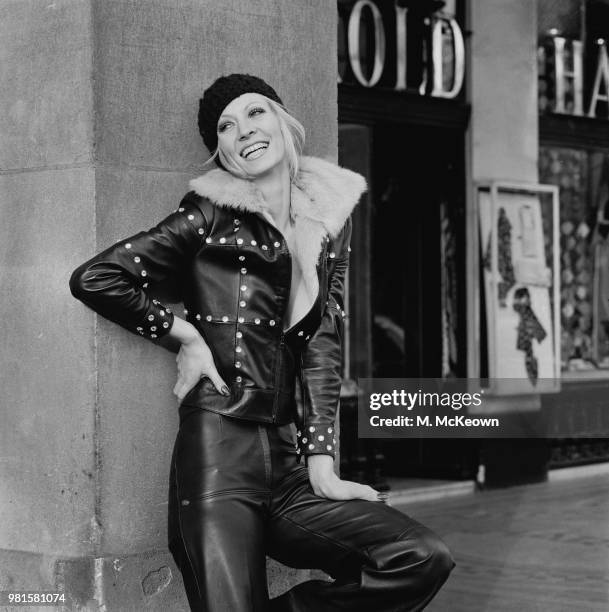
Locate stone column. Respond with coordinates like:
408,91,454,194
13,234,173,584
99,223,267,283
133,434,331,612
0,1,337,608
469,0,538,182
467,0,539,383
467,0,548,486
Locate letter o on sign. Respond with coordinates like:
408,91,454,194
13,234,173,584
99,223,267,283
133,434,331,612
348,0,386,88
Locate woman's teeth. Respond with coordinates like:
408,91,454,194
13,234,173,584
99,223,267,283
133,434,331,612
242,143,268,159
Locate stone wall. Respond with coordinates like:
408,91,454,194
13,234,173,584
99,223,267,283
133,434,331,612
0,1,337,608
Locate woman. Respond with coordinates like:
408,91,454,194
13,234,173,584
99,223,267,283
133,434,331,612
70,74,454,611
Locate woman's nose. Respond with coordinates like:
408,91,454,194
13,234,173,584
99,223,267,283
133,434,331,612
238,124,256,140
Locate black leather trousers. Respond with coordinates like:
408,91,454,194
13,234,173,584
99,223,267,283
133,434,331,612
167,409,455,611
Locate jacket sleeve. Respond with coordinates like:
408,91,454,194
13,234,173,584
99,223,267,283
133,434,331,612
296,216,352,462
69,192,206,343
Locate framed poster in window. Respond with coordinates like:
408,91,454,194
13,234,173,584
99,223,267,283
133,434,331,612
477,182,560,395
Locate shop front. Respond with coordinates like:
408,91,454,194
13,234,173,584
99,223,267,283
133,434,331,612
538,0,609,468
335,0,476,484
337,0,609,489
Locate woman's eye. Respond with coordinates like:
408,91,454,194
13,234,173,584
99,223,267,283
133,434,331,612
249,107,265,117
218,122,232,133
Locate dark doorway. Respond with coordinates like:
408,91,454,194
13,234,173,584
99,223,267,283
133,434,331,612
339,120,477,481
371,123,474,479
371,123,466,380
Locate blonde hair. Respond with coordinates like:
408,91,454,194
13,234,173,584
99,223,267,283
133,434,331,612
205,96,305,182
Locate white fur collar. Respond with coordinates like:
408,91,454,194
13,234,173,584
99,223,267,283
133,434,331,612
189,156,366,317
189,156,366,238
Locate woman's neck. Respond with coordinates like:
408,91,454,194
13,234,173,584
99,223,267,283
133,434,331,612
253,162,292,233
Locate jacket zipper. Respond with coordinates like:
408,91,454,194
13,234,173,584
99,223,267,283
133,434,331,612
270,217,291,424
299,351,306,428
272,331,285,423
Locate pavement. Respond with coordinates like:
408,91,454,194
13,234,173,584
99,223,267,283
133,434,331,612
393,471,609,612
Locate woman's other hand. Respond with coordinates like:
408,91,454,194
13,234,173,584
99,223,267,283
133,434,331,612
306,454,385,503
168,317,229,403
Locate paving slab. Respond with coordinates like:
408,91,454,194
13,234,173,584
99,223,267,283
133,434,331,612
394,473,609,611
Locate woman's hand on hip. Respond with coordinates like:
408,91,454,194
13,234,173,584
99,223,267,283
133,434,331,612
306,454,383,503
168,317,229,403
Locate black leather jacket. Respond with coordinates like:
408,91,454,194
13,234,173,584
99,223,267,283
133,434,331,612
69,156,365,461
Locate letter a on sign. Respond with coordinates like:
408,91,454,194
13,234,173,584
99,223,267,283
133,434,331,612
588,43,609,118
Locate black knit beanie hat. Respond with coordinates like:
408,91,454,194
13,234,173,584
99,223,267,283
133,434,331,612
198,74,283,158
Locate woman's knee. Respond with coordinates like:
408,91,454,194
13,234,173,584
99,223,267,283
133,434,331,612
368,523,455,582
407,529,456,587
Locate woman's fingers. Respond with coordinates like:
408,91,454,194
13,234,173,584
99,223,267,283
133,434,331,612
173,366,229,402
328,481,385,503
311,474,387,503
206,367,230,396
363,486,382,502
344,481,379,502
173,337,230,401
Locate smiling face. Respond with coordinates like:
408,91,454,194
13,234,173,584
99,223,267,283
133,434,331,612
216,93,287,179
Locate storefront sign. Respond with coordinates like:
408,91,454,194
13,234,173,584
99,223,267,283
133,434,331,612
542,36,609,119
338,0,465,99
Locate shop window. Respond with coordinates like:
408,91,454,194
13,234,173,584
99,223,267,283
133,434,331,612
539,146,609,372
